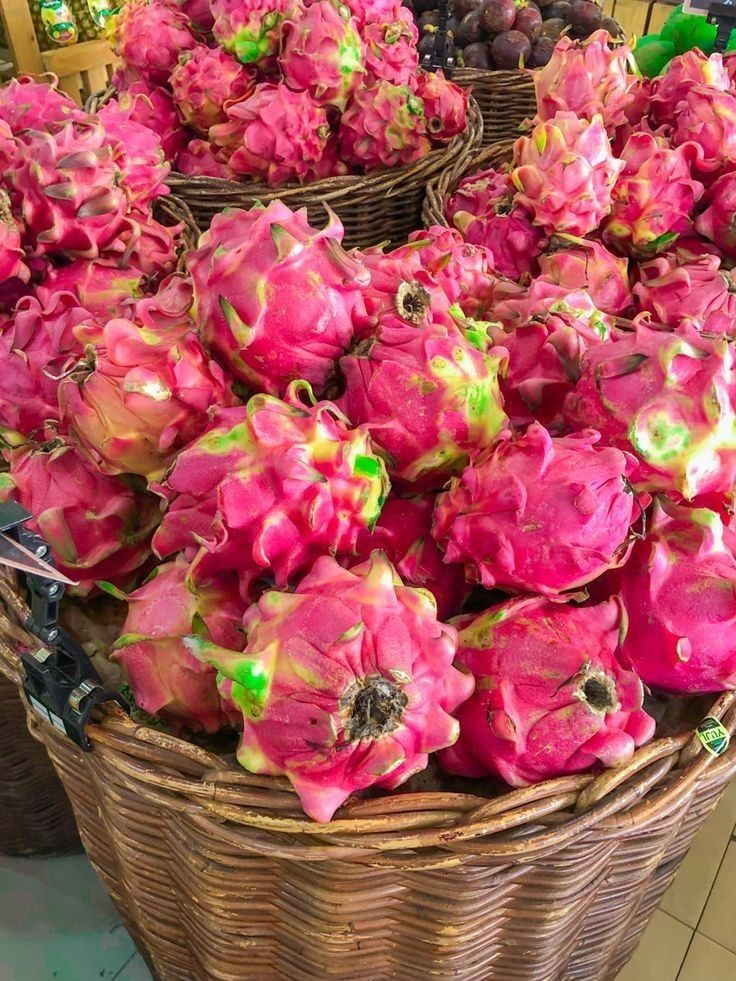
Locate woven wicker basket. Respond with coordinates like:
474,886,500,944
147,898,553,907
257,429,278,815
453,69,536,147
1,567,735,979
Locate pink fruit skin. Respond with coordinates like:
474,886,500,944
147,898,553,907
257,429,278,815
491,278,613,336
0,76,83,131
0,439,159,596
187,202,366,396
38,260,144,321
537,236,632,316
189,552,474,822
109,0,196,85
151,385,390,596
361,8,418,85
633,251,736,336
115,82,187,162
695,172,736,259
564,321,736,500
673,85,736,176
111,557,245,732
437,596,655,787
106,211,182,281
602,499,736,693
97,101,170,210
171,0,214,31
211,0,303,66
176,140,232,180
432,424,639,595
59,317,232,481
511,112,623,237
338,80,430,171
170,45,255,136
348,493,470,619
650,51,730,127
413,70,468,143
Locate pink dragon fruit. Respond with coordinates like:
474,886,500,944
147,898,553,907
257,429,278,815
491,278,613,336
116,83,186,162
361,7,419,85
107,0,196,85
152,382,390,595
338,316,507,489
602,132,704,257
432,424,640,595
0,75,82,131
673,85,736,176
348,492,470,619
134,274,193,332
187,202,366,396
109,557,244,732
279,1,366,111
695,172,736,258
304,136,351,181
188,552,473,822
413,71,468,144
650,51,730,127
537,236,632,316
171,0,214,31
175,141,232,180
338,80,430,171
38,260,144,321
97,101,171,210
437,596,655,786
601,499,736,694
59,317,231,481
104,211,181,280
9,122,130,261
169,45,255,136
533,30,638,132
0,438,159,596
0,190,27,283
344,0,404,29
511,113,623,237
212,0,303,65
211,83,330,186
564,321,736,500
633,251,736,335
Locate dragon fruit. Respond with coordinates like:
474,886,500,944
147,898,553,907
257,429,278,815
104,211,181,280
152,382,390,595
171,0,214,31
9,122,131,261
279,1,365,111
345,0,403,29
189,552,472,822
633,251,736,335
176,141,231,180
59,317,231,481
650,51,730,127
187,202,366,396
437,596,655,786
695,172,736,258
38,260,144,321
564,321,736,500
673,85,736,176
110,557,244,732
413,71,467,144
511,113,623,237
537,236,631,316
432,424,639,595
348,493,470,619
533,30,638,132
107,0,196,85
0,438,159,596
601,499,736,694
338,316,507,489
97,101,170,210
361,7,418,85
603,132,704,258
116,83,186,162
170,45,255,137
338,80,430,171
0,190,27,283
212,0,303,65
491,278,613,336
211,84,330,186
134,274,193,332
0,75,82,131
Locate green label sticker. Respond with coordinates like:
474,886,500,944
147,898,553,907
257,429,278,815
696,717,731,757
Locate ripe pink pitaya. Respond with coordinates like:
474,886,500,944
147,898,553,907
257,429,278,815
533,30,638,132
673,85,736,176
175,140,232,180
0,190,27,283
633,251,736,336
0,76,82,131
491,278,613,336
445,166,546,281
171,0,214,31
0,438,159,596
116,83,186,162
344,0,403,29
212,0,303,65
108,0,196,85
338,80,430,171
38,260,143,321
413,70,468,143
601,499,736,694
695,172,736,258
650,51,730,127
104,210,182,280
432,424,639,595
338,316,508,489
512,113,623,237
152,383,390,594
188,552,473,822
603,132,704,257
97,101,171,210
59,317,231,481
110,557,244,732
9,122,130,261
134,274,193,332
279,1,366,111
564,321,736,500
361,7,418,85
304,136,351,181
437,596,655,787
211,83,330,186
348,493,470,619
537,235,632,316
187,202,366,396
169,44,255,136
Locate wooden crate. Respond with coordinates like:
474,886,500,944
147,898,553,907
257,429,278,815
0,0,118,104
605,0,680,39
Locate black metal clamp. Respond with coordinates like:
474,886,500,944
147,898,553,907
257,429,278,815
420,0,455,76
708,0,736,51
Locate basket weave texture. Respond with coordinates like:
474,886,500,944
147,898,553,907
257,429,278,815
1,569,735,980
453,69,536,148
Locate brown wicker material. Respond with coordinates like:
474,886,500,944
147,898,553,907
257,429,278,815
88,89,483,249
1,572,735,979
423,139,517,231
453,69,536,147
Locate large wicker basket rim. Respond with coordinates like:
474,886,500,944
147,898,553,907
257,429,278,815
1,576,734,857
